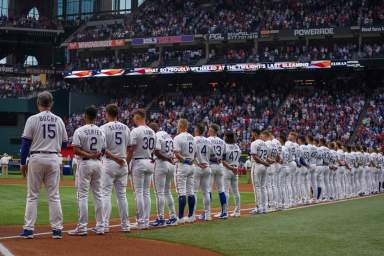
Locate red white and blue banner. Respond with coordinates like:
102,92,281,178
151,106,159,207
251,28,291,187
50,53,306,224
63,60,362,79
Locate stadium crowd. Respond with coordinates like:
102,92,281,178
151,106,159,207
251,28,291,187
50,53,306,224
71,49,159,70
0,79,64,98
0,15,58,29
70,0,384,42
355,88,384,148
69,42,384,69
273,87,366,144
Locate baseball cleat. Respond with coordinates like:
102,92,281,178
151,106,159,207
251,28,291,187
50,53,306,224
218,212,228,219
137,222,149,230
129,223,138,230
230,212,241,217
103,227,110,233
250,208,259,215
121,226,130,233
20,229,34,239
52,229,62,239
149,218,166,227
68,229,87,236
198,213,206,220
213,212,221,218
187,216,196,223
166,217,178,226
90,227,104,235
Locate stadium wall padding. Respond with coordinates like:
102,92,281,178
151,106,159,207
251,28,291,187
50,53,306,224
0,127,23,156
68,92,110,114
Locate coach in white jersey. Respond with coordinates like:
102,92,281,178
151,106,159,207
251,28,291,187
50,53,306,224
148,122,177,227
127,109,156,229
222,131,241,217
208,124,228,219
20,91,68,239
69,106,106,236
193,123,212,221
100,104,130,233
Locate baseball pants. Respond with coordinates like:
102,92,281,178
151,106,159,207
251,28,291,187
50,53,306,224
309,164,318,200
101,159,129,231
266,165,275,208
154,160,177,220
251,163,267,211
75,159,103,232
273,163,282,208
322,167,330,199
131,159,154,225
194,166,211,216
210,163,225,193
224,167,240,214
24,153,62,231
287,162,297,206
279,165,290,208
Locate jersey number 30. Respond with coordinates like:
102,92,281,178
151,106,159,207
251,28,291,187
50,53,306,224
143,137,155,150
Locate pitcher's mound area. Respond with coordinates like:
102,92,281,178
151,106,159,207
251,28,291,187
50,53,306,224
1,229,221,256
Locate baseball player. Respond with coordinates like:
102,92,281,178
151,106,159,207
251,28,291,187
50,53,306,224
127,109,156,229
336,142,347,200
100,104,130,233
69,106,106,236
250,130,270,214
265,134,275,211
222,131,241,217
306,135,318,202
148,122,178,227
208,124,228,219
1,153,11,176
285,132,299,207
328,142,338,200
270,135,283,209
173,119,196,224
298,136,311,204
277,135,290,209
318,138,330,201
20,91,68,239
193,123,212,221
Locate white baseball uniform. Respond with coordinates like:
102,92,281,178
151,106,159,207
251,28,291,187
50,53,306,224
193,135,212,217
153,130,177,220
72,124,106,232
270,139,283,208
174,132,196,197
250,139,269,212
285,141,299,205
130,125,156,225
100,121,130,231
308,144,318,200
223,143,241,215
208,136,226,193
22,111,68,231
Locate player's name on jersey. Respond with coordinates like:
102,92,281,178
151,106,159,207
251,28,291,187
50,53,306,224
39,115,58,122
83,129,103,136
107,124,127,131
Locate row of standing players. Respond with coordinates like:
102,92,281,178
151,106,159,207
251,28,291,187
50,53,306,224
19,93,384,239
249,130,384,214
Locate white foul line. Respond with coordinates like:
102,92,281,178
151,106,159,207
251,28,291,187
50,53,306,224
0,243,15,256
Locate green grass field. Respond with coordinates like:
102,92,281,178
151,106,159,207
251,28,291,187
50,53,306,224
0,175,254,225
130,195,384,256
